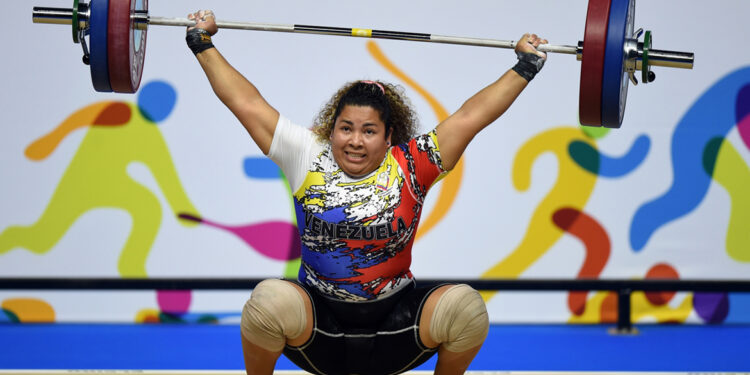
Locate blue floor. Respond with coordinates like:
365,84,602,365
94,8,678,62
1,323,749,372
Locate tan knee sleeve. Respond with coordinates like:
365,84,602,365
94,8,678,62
241,279,307,352
429,284,489,353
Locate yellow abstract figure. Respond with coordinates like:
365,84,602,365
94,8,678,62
709,139,750,262
481,127,597,301
0,84,198,277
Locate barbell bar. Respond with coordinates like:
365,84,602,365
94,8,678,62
31,0,694,128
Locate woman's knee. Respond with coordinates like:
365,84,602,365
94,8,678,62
428,284,489,352
241,279,311,352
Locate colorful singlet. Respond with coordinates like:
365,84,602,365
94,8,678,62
268,116,448,302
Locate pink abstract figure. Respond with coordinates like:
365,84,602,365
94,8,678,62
157,290,192,315
178,213,301,261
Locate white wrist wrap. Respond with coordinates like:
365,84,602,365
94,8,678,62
429,284,489,353
241,279,307,352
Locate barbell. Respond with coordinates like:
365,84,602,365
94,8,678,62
32,0,694,128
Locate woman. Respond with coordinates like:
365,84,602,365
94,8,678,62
186,10,547,375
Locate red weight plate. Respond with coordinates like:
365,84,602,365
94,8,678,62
108,0,148,93
579,0,612,127
132,0,148,92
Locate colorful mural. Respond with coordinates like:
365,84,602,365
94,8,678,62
1,0,748,325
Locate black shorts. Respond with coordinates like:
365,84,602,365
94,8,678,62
282,280,443,375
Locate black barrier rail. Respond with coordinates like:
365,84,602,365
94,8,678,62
2,278,750,332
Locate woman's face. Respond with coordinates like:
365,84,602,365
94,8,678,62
330,105,392,178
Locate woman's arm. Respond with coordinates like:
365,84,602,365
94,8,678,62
188,10,279,155
435,33,548,171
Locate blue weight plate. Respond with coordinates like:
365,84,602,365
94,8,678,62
89,0,112,92
601,0,635,128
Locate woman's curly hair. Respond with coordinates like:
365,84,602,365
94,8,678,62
311,80,419,146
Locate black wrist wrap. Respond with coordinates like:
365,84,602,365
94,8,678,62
186,28,215,55
512,52,545,82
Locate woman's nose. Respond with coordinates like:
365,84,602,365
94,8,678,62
348,131,364,146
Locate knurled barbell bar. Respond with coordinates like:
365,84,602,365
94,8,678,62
32,0,694,128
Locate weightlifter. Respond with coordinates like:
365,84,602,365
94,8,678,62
185,9,547,375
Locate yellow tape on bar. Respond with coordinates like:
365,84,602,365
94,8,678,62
352,28,372,37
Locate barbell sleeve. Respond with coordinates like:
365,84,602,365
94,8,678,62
640,49,694,70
